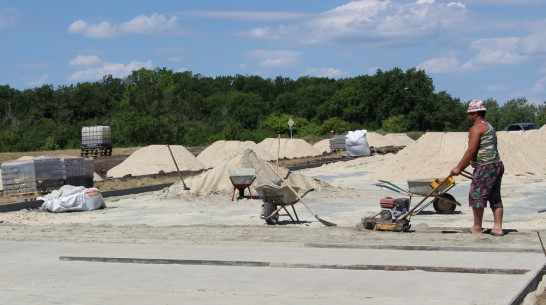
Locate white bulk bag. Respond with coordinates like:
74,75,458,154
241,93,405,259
39,185,105,213
345,130,371,157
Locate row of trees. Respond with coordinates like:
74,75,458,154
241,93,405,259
0,67,544,152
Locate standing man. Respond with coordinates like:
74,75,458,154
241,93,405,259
450,100,504,236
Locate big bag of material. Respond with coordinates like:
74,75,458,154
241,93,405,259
39,185,105,213
345,130,371,157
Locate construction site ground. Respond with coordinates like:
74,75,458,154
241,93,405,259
1,147,546,304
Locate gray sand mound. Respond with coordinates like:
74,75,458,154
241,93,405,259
162,149,334,197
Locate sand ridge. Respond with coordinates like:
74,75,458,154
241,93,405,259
371,126,546,182
196,140,275,168
106,145,206,178
257,138,322,159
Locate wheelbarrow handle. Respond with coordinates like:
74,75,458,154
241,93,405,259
460,170,473,180
378,180,407,192
374,183,409,196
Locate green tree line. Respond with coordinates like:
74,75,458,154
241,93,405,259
0,67,544,152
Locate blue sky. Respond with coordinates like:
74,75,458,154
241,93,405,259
1,0,545,105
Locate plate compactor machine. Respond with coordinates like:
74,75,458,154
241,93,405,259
362,177,455,232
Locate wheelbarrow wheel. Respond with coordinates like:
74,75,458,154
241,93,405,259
432,193,457,214
263,201,279,225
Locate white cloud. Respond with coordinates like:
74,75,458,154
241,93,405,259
68,60,153,81
246,0,467,46
178,10,309,21
461,0,539,5
417,57,461,73
245,50,302,68
22,74,48,87
119,13,177,34
518,32,546,55
70,55,102,66
302,67,345,78
68,13,177,38
531,76,546,94
0,7,21,28
468,37,527,66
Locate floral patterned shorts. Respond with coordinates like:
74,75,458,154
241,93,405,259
469,162,504,208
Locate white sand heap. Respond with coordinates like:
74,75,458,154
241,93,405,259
365,132,391,147
384,133,415,146
372,132,469,181
107,145,206,178
197,140,275,168
162,149,334,197
366,132,414,147
313,139,331,154
257,138,322,159
371,127,546,182
496,127,546,181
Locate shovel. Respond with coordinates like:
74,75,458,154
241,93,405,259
272,134,282,186
166,144,190,190
266,162,336,226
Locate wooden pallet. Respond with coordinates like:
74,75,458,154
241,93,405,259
81,147,112,157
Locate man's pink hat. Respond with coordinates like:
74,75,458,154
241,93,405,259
467,99,487,113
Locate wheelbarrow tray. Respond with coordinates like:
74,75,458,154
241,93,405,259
228,168,256,186
254,185,300,205
407,178,453,196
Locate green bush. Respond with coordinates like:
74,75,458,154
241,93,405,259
381,115,409,133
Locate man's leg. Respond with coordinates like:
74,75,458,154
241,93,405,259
471,207,484,234
491,206,504,235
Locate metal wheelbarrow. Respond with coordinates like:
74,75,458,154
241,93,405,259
374,178,461,214
228,168,256,201
254,184,314,225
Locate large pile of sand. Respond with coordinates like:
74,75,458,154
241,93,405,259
257,138,322,159
384,133,415,146
107,145,206,178
313,139,331,154
365,132,391,147
371,127,546,182
162,149,334,197
366,132,414,147
371,132,468,181
197,140,275,168
496,127,546,181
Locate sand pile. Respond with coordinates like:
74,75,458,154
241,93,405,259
162,149,334,197
365,132,391,147
384,133,415,146
366,132,414,147
107,145,206,178
257,138,322,159
197,140,275,168
496,127,546,180
371,132,470,181
371,127,546,182
313,139,331,153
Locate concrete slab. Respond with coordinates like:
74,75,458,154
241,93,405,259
1,241,544,305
